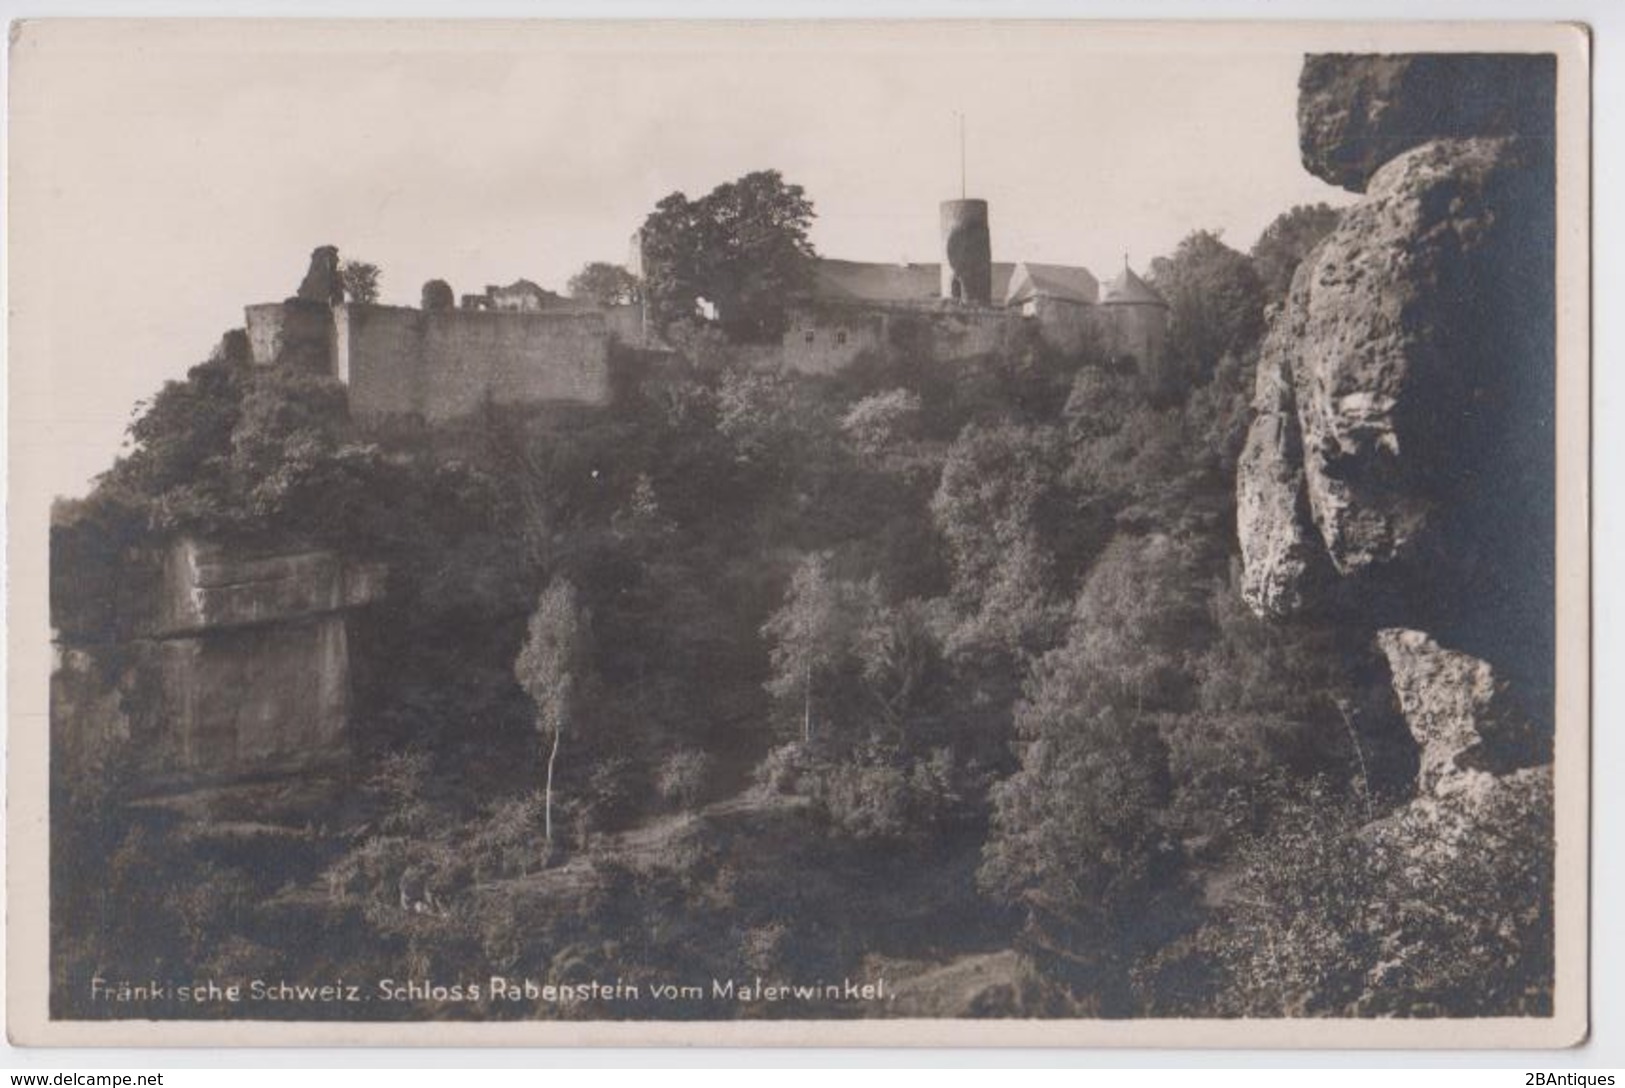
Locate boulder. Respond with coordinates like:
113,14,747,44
1299,53,1556,192
1237,134,1555,694
1375,628,1547,796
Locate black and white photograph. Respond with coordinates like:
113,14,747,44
6,19,1591,1048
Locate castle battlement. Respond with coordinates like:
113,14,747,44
243,265,640,422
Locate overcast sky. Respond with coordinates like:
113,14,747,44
12,20,1356,499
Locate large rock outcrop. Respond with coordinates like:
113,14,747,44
1236,353,1322,617
1241,51,1559,1019
52,537,384,784
1238,53,1555,709
1298,53,1556,193
1376,628,1547,797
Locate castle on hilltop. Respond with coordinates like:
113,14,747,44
243,198,1167,423
770,196,1168,376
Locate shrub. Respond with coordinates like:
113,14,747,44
814,744,961,847
754,742,813,795
657,749,716,812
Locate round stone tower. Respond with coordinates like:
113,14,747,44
940,199,992,305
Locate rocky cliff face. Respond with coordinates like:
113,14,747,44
1239,53,1556,715
1238,53,1557,882
52,537,384,785
1298,53,1556,193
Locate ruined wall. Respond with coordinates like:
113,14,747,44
333,303,613,422
244,301,336,370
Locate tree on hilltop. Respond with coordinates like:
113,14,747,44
421,279,455,311
1150,231,1265,392
568,262,642,307
639,170,816,343
1250,203,1343,303
340,260,382,305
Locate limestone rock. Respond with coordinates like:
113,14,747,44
1375,628,1547,796
1236,352,1320,617
1295,137,1544,579
1238,132,1555,668
52,537,386,783
157,538,384,637
1298,53,1556,192
155,616,352,776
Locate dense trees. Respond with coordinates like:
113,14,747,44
568,261,642,307
1150,230,1266,392
639,170,816,342
1250,202,1343,303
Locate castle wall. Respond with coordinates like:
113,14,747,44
332,304,425,417
783,307,888,375
1030,297,1099,357
602,303,647,344
245,301,336,370
925,305,1015,359
1097,302,1170,378
419,310,610,419
333,303,613,422
780,300,1018,375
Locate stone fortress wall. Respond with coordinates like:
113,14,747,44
244,297,622,422
781,298,1018,376
781,291,1164,377
333,304,613,422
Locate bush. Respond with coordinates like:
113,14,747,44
813,744,961,847
657,749,716,812
468,793,548,879
754,742,813,795
1166,769,1554,1018
840,388,923,457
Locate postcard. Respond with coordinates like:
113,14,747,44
6,18,1591,1047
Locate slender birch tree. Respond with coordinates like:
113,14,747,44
514,577,590,845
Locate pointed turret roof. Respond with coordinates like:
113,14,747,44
1101,264,1167,306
